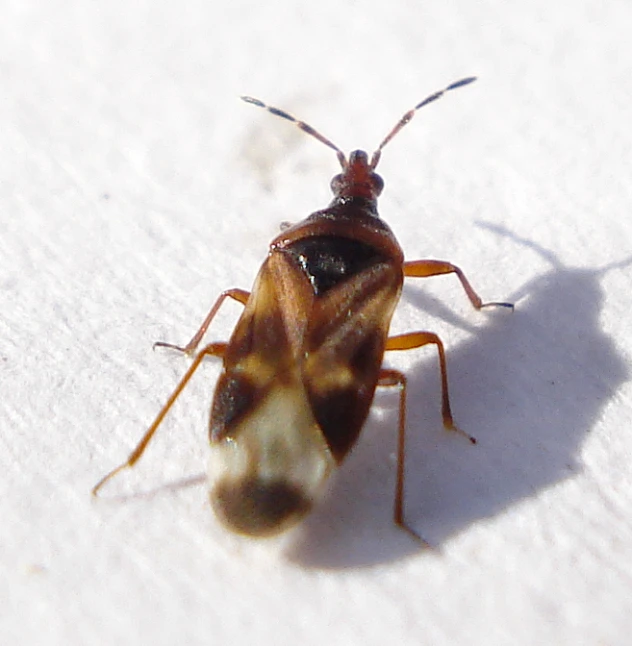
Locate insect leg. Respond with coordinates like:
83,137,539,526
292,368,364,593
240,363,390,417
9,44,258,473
378,368,430,545
403,259,513,310
378,368,421,542
385,331,475,443
92,342,227,496
154,288,250,354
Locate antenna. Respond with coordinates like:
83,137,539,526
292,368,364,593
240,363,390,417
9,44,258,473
242,76,477,171
370,76,477,168
241,96,347,169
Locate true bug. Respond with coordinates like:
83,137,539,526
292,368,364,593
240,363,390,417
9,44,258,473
93,77,511,541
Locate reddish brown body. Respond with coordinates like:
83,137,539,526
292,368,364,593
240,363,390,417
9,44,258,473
93,78,511,541
209,155,404,535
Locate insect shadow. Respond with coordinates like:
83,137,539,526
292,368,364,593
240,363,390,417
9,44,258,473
286,225,630,569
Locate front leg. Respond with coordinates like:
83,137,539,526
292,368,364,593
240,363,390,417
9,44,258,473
154,288,250,355
403,259,512,310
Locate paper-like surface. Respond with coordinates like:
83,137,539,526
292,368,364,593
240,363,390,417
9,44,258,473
2,2,632,644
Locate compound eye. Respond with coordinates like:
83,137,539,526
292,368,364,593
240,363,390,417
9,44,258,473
371,173,384,196
330,174,345,196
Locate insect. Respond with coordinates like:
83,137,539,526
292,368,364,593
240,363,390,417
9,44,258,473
93,77,512,541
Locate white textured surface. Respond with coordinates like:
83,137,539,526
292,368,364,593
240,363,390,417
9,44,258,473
2,1,632,645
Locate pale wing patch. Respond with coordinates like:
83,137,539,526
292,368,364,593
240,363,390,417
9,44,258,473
209,375,335,501
233,353,277,388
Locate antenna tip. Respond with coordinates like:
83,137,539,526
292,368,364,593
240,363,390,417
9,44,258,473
240,95,263,107
448,77,477,90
